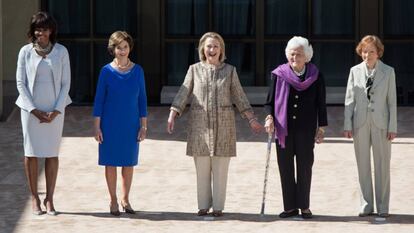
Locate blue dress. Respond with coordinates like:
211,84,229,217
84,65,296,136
93,64,147,166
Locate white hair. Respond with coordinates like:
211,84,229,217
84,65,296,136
285,36,313,62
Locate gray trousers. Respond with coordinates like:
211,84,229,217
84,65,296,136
353,112,391,214
193,156,231,211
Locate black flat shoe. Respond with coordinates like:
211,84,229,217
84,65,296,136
212,210,223,217
358,212,373,217
301,209,313,219
197,209,209,216
279,209,299,218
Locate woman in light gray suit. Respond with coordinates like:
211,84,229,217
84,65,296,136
16,12,71,215
344,35,397,218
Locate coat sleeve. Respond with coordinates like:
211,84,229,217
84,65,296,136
170,65,194,116
230,67,253,117
230,67,253,116
16,47,36,112
316,73,328,127
344,68,355,131
54,47,71,113
387,68,397,133
93,68,107,117
264,74,276,116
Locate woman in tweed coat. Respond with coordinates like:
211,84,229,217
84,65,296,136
167,32,262,217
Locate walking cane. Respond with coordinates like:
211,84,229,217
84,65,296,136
260,132,273,215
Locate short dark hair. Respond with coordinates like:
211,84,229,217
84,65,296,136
27,12,58,44
107,31,134,56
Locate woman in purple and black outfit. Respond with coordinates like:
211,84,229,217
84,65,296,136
264,36,327,219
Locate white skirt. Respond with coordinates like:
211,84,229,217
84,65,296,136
21,109,64,158
20,59,65,158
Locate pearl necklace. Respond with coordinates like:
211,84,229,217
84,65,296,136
293,67,306,76
114,58,130,69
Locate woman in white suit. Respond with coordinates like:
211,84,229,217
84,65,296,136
15,12,71,215
344,35,397,218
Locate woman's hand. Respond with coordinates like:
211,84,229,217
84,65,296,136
387,132,397,141
167,110,177,134
31,109,50,123
315,127,325,144
94,127,103,144
343,130,353,138
249,119,264,134
264,115,274,134
46,110,60,122
138,127,147,142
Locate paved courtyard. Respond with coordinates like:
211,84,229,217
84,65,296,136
0,106,413,233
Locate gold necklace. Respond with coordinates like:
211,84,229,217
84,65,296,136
114,58,130,69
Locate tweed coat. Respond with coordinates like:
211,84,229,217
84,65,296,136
171,62,253,157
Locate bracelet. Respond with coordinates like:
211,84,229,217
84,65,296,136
265,115,273,121
318,127,325,133
141,127,147,130
248,118,258,124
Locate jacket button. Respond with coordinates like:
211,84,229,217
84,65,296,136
295,95,299,99
371,100,375,104
371,109,375,112
292,116,296,119
294,104,298,108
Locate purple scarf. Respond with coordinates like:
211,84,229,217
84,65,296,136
272,63,319,148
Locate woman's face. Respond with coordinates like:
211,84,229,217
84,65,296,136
34,27,51,45
361,43,379,67
114,40,130,59
203,37,221,65
287,46,306,72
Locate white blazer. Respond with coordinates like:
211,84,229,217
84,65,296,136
344,60,397,133
15,43,72,113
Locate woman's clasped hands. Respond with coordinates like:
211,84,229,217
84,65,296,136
31,109,60,123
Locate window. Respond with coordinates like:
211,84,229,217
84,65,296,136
164,0,256,86
382,0,414,105
264,0,356,86
43,0,139,104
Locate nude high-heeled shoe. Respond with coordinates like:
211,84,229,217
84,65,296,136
43,199,58,216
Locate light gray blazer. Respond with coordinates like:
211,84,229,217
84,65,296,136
344,60,397,133
15,43,72,113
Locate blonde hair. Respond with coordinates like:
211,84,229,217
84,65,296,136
198,32,226,62
356,35,384,58
285,36,313,62
107,31,134,56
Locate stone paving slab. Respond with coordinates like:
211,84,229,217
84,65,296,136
0,106,413,233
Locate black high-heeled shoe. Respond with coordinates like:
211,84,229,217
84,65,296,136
110,202,121,216
121,201,135,214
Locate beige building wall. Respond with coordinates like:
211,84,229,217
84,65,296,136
1,0,39,120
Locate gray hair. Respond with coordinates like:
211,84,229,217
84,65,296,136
285,36,313,62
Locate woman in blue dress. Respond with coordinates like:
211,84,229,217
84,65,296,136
93,31,148,216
